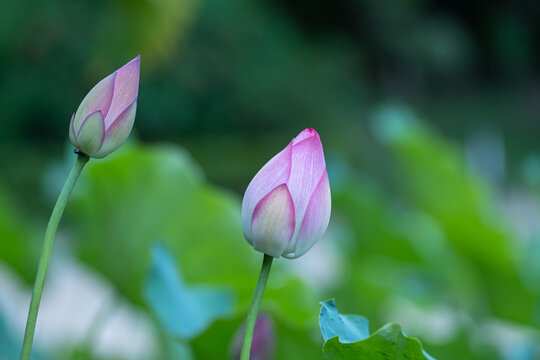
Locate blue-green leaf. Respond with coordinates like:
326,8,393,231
145,242,235,340
319,300,435,360
320,300,369,343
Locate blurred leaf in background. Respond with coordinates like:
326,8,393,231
145,242,235,340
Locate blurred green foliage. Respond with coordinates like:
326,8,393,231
1,0,540,359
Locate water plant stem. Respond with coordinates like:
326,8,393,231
20,153,89,360
240,254,273,360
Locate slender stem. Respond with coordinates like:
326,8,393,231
240,254,273,360
20,153,89,360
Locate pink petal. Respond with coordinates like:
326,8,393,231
75,111,105,156
104,56,140,129
293,128,319,145
73,73,115,133
286,134,326,229
251,184,296,257
242,141,293,242
283,170,331,259
94,98,137,158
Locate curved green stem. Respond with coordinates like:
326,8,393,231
240,254,273,360
20,153,89,360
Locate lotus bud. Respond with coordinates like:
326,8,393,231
69,56,140,158
241,128,331,259
230,314,275,360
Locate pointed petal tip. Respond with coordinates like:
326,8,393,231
117,56,141,76
293,128,320,145
105,58,140,127
127,55,141,65
131,55,141,67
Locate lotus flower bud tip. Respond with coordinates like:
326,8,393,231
69,56,140,158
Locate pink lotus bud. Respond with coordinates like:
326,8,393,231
69,56,140,158
242,128,331,258
230,314,275,360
